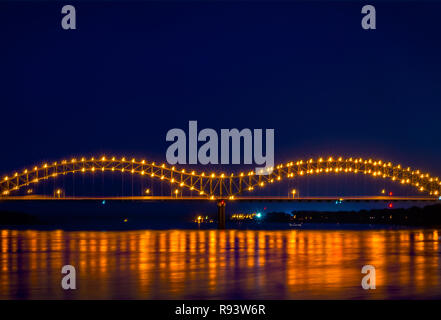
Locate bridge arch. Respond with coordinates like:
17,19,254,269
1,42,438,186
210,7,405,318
1,156,440,199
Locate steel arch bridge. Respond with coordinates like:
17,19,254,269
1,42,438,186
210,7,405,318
1,155,441,199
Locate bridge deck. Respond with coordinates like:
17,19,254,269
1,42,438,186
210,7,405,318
0,196,439,202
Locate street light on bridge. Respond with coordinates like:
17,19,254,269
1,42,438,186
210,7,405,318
54,189,64,199
291,189,297,199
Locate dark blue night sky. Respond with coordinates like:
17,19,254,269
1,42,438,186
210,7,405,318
1,1,441,177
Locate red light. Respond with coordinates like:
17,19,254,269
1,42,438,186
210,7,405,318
389,192,393,196
388,203,393,208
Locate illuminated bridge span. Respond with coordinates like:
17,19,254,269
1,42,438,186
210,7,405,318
1,155,441,198
1,155,440,229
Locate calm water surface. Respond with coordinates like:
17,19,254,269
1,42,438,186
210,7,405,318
1,228,441,299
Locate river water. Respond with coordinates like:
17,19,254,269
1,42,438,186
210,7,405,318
1,228,440,299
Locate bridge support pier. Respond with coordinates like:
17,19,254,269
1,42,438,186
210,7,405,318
217,200,226,229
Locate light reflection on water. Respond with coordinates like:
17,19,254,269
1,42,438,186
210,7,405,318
0,229,440,299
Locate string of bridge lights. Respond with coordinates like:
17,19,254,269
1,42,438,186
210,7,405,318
1,156,441,199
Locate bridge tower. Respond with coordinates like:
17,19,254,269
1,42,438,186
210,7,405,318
217,200,226,229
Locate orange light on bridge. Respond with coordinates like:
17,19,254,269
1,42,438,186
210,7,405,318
54,189,63,199
291,189,297,199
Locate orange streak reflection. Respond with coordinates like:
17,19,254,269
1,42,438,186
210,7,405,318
0,229,440,299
